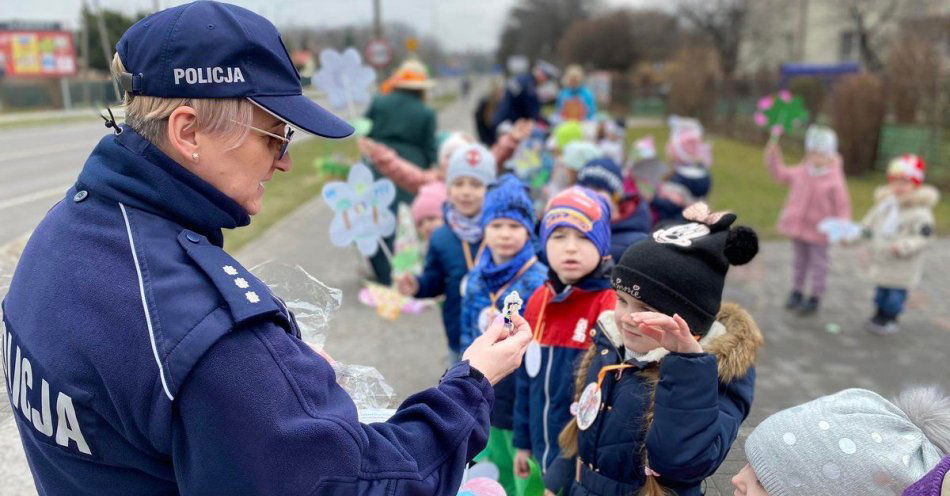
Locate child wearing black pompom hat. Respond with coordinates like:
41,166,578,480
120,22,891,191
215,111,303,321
545,203,765,496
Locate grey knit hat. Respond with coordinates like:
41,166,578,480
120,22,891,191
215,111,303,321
446,143,497,187
745,388,949,496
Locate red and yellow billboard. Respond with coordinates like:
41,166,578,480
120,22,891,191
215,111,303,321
0,30,77,78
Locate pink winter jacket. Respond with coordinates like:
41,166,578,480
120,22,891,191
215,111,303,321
361,133,523,195
767,150,852,245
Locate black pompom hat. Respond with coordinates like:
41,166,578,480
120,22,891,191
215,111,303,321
612,203,759,336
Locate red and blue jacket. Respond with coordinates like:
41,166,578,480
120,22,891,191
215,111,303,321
513,265,616,473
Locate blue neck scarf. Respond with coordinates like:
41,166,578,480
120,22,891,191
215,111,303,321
476,242,538,294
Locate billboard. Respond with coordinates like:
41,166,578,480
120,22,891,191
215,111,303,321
0,30,77,78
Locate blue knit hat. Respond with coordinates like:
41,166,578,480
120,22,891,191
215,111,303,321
542,186,612,257
577,157,625,197
481,174,535,232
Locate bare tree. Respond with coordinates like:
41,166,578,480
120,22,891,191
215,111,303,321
832,0,941,72
281,22,448,76
838,0,901,71
496,0,602,68
675,0,751,130
558,10,639,71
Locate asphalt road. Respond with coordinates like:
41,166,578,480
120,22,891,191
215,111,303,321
0,120,108,247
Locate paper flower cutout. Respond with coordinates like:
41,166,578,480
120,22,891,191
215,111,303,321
505,137,544,178
321,162,396,256
313,155,351,181
312,48,376,110
818,218,863,244
392,203,422,277
458,478,506,496
358,281,432,320
754,91,809,136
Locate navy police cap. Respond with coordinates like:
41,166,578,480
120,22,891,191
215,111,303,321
116,1,353,139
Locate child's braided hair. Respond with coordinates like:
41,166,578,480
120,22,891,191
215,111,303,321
557,345,674,496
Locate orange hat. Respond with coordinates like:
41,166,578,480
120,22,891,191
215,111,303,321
388,59,434,91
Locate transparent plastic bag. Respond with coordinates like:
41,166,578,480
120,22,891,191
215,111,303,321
250,263,397,415
250,262,342,350
332,362,396,411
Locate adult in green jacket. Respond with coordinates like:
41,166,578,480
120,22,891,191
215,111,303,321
365,59,437,284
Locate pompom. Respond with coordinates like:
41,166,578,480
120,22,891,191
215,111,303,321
724,226,759,265
894,386,950,455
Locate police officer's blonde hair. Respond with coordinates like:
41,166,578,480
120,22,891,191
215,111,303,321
111,53,254,148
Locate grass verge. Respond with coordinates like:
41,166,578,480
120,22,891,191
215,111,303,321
627,127,950,238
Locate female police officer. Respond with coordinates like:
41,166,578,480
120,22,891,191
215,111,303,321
1,2,531,494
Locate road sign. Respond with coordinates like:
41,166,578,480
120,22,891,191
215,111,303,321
404,37,418,53
364,38,392,69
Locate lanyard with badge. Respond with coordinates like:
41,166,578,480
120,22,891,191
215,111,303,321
572,364,635,430
458,241,487,298
462,241,487,271
524,288,552,378
476,256,537,335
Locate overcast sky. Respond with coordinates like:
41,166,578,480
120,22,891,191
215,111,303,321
1,0,667,52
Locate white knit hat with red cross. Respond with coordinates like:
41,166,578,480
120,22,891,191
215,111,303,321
887,154,926,186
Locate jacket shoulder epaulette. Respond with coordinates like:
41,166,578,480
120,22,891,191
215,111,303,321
176,229,281,325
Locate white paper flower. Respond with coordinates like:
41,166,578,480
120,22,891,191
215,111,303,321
321,162,396,256
312,48,376,110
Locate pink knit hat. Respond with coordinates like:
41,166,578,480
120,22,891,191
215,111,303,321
411,182,447,224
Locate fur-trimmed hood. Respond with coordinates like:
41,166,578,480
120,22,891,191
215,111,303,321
596,302,763,382
875,184,940,209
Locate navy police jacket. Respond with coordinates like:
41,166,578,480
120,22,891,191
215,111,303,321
2,126,493,495
546,304,762,496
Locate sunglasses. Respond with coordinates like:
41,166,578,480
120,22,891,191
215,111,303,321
231,119,295,160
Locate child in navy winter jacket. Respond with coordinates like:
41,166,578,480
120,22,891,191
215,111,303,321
397,143,497,363
577,157,653,261
512,186,617,492
549,203,764,496
460,173,548,496
650,116,713,225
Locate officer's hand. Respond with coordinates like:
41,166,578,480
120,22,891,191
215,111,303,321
396,274,419,296
514,449,532,478
308,343,335,364
463,314,532,385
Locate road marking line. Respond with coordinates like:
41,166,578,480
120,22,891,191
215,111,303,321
0,142,93,163
0,185,69,211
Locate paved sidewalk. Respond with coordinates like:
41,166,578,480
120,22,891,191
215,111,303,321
705,239,950,494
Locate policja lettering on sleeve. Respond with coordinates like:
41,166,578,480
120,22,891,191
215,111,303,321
3,329,91,456
173,66,245,85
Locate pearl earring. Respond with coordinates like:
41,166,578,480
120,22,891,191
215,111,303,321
191,152,199,161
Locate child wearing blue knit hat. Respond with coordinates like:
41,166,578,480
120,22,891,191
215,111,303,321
513,186,618,493
578,158,653,261
461,174,548,496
